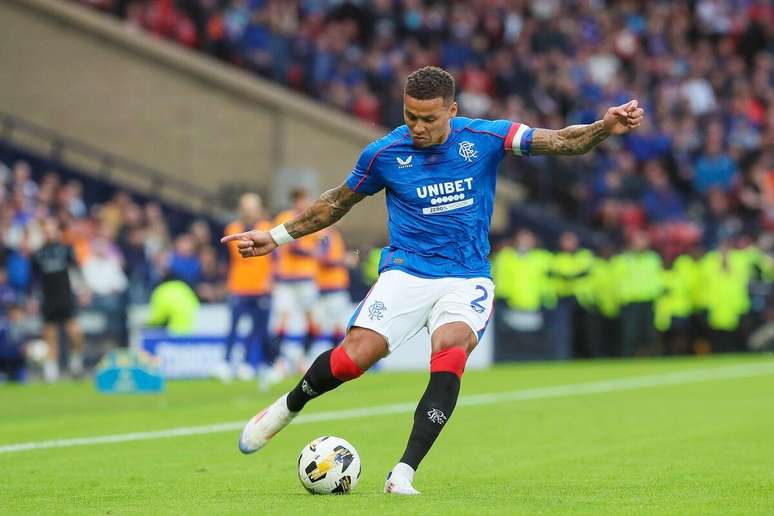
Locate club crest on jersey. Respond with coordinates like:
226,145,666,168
396,155,413,169
458,141,478,162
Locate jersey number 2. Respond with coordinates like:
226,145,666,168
470,285,488,314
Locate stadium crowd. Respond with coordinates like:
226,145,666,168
0,157,223,379
78,0,773,252
0,157,360,383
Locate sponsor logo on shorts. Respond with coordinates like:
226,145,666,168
368,300,387,320
427,408,447,425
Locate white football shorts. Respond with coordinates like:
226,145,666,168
347,269,494,352
270,280,319,337
312,290,351,336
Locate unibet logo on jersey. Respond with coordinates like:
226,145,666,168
416,177,475,214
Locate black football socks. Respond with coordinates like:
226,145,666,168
399,371,461,470
286,349,342,412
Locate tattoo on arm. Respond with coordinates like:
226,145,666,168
285,183,366,239
531,120,609,156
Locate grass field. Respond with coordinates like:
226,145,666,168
2,353,774,515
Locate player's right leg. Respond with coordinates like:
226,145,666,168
238,327,387,454
240,269,433,455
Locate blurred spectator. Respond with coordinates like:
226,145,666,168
0,304,27,382
30,218,85,382
59,180,87,219
702,188,742,249
0,266,17,312
196,245,226,303
641,160,686,223
144,201,171,277
547,231,593,359
611,231,663,356
700,239,751,352
120,225,153,303
167,234,202,287
82,236,129,346
146,273,200,334
692,124,738,194
12,160,38,203
189,219,213,251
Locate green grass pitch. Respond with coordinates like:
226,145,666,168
2,354,773,515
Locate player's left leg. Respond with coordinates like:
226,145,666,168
386,277,494,495
385,322,474,495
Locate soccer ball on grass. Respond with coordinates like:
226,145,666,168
297,436,361,495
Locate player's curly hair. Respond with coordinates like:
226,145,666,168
405,66,455,106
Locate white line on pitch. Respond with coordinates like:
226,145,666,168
1,362,772,455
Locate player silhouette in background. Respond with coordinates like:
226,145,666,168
219,193,275,384
222,66,644,495
32,218,86,382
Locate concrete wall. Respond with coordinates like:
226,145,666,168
0,0,387,244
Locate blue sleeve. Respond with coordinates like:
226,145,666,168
467,119,534,156
471,119,513,138
345,143,385,196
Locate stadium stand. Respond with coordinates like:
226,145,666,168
75,0,773,253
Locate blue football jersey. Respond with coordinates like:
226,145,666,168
346,116,534,278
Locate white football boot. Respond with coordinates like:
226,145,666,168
384,462,421,495
238,393,297,454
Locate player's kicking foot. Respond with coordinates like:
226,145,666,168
384,463,420,495
238,393,297,454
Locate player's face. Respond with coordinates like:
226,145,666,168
404,95,457,148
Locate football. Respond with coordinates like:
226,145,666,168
297,436,361,495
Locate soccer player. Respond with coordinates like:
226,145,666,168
32,217,86,382
222,66,644,495
270,188,320,371
309,225,351,360
217,193,274,382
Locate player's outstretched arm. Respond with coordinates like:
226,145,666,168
220,183,365,258
531,100,644,156
286,183,366,237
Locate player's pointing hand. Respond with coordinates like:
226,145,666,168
221,230,278,258
603,99,645,135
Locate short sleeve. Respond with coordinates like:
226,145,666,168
345,144,385,196
466,119,534,157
